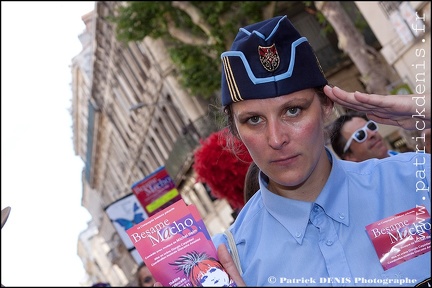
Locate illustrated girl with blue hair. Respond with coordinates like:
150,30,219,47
170,251,236,287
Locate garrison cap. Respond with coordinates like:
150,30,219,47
221,15,327,106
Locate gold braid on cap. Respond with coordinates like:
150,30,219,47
222,56,243,103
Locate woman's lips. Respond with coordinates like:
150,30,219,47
271,154,299,165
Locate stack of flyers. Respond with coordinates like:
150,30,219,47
127,199,237,287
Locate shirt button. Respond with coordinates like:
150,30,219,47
326,240,333,246
295,232,302,238
338,213,345,220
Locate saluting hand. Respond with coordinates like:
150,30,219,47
324,85,431,130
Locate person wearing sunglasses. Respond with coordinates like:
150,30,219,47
330,112,398,162
137,262,155,287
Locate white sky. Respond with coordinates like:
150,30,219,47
1,2,96,286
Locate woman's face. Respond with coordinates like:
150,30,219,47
232,89,331,192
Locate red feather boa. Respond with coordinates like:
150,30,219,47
193,128,252,209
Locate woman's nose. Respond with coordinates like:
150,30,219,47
267,120,289,149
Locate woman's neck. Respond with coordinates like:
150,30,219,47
267,148,332,202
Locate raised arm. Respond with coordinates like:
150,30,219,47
324,85,431,130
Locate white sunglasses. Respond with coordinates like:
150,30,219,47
343,120,378,153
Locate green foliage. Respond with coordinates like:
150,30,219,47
169,45,221,99
109,2,173,43
341,2,369,33
106,1,382,120
109,1,371,101
303,1,334,34
109,1,272,102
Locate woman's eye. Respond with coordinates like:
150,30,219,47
286,107,301,116
247,116,261,125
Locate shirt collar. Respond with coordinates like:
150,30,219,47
260,148,350,244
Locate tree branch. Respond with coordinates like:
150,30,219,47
171,1,217,45
165,13,209,46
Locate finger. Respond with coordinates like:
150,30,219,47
354,92,416,116
332,87,395,112
323,85,334,98
217,244,246,286
353,91,391,109
366,114,401,126
153,282,163,287
366,114,420,130
331,86,356,101
326,86,369,110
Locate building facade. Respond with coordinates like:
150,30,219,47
71,2,234,286
354,1,431,149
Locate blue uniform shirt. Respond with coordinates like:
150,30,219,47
212,149,431,286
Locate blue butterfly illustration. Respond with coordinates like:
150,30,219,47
113,202,145,230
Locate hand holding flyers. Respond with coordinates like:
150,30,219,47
127,199,237,287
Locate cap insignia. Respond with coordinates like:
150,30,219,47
258,44,280,72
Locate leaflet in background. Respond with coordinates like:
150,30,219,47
127,199,237,287
365,206,431,270
104,193,148,251
131,166,182,217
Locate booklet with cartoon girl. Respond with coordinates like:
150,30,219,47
127,199,237,287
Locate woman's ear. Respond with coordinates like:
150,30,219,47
323,98,334,120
